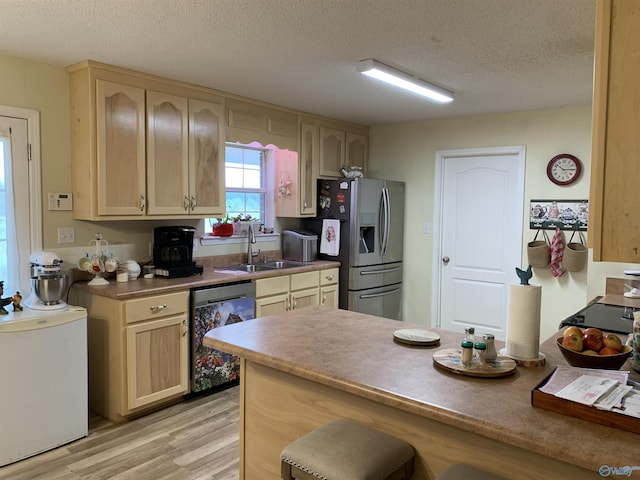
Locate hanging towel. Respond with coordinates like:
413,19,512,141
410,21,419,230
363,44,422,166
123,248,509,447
320,219,340,256
550,227,565,278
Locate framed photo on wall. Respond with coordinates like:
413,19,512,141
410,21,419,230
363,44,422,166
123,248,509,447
529,199,588,231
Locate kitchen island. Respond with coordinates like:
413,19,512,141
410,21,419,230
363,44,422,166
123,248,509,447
203,306,639,480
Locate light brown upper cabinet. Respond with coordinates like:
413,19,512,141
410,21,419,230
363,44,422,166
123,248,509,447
589,0,640,262
95,80,147,216
146,94,225,216
318,123,369,178
275,123,318,217
68,61,225,220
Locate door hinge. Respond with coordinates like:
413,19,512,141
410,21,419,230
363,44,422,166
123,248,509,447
27,143,32,161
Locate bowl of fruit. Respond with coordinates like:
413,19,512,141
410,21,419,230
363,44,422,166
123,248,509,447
557,326,632,370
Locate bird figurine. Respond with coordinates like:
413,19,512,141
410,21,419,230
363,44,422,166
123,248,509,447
12,291,23,311
515,265,533,285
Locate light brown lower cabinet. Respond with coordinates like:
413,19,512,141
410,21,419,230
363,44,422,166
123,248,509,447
254,269,337,317
73,290,189,422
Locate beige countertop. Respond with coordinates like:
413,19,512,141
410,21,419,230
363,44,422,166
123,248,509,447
69,260,339,300
204,306,638,475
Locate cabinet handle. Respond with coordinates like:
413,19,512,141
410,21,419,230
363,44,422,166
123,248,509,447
190,195,197,210
149,304,167,312
325,274,334,281
139,194,146,212
293,298,297,310
286,298,291,311
322,292,327,304
184,196,189,211
182,319,188,337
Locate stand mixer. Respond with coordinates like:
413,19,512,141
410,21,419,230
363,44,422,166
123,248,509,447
24,251,68,310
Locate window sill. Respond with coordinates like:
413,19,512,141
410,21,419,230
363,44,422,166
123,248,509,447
199,232,280,246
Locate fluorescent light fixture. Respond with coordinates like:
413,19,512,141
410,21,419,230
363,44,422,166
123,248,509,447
356,59,454,103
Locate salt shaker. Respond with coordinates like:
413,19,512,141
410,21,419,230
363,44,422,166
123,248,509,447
464,327,476,344
483,334,497,363
461,341,474,366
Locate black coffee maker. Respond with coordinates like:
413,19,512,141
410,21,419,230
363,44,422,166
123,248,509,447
153,226,203,278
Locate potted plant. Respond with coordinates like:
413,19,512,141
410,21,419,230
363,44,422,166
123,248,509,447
212,216,234,237
233,214,260,235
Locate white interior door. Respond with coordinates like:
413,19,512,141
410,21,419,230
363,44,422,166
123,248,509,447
433,147,525,340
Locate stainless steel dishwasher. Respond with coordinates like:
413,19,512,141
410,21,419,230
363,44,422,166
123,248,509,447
190,281,255,394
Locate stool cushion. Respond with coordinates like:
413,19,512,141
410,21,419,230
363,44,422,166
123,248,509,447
281,419,414,480
436,463,509,480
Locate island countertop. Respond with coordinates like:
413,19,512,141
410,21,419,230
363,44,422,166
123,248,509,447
204,306,638,477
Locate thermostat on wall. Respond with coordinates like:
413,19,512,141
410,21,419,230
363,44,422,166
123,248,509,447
48,192,73,211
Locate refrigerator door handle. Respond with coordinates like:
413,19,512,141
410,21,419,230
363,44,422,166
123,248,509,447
381,187,390,255
360,266,402,275
359,287,401,299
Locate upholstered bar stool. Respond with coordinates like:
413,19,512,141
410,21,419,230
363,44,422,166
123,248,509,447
280,419,415,480
436,463,509,480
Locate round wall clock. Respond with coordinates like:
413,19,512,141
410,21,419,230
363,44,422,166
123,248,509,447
546,154,581,186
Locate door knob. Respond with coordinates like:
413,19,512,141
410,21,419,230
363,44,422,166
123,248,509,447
442,256,450,265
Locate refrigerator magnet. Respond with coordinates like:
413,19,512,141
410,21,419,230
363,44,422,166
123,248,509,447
336,192,345,203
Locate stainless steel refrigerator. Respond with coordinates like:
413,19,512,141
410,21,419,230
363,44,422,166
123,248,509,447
306,178,405,320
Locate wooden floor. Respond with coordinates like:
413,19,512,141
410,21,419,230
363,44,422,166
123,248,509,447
0,386,240,480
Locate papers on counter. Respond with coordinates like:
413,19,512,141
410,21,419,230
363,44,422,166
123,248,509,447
540,366,640,418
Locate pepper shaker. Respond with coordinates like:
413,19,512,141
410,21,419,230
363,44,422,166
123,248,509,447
483,334,497,363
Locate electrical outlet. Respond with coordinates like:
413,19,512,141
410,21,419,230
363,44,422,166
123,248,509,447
58,227,75,244
423,222,430,234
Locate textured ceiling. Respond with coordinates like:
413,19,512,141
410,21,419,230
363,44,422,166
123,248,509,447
0,0,596,126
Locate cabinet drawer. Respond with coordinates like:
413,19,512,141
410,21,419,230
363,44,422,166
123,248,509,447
291,271,319,291
125,291,188,324
320,268,339,286
255,276,290,297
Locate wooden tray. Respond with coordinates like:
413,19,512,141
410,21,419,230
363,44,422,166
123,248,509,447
531,369,640,435
432,348,517,378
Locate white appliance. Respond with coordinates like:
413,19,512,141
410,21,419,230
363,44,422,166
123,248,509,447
0,306,88,466
24,250,67,310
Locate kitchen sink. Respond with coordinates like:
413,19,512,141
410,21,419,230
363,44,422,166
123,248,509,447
221,263,275,272
258,260,308,269
220,260,309,272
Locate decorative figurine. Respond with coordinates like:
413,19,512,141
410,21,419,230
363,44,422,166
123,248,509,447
0,281,13,315
12,291,23,311
515,265,533,286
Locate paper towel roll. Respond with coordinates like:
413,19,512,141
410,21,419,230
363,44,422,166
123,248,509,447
505,284,541,360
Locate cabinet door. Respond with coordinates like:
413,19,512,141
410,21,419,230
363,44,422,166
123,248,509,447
146,91,189,215
291,288,319,310
590,0,640,262
126,315,189,410
96,80,146,215
189,98,226,216
274,149,301,218
319,127,346,177
299,123,318,215
346,132,368,172
255,293,289,317
320,284,338,308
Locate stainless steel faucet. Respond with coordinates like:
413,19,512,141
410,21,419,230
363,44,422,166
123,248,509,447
247,223,260,265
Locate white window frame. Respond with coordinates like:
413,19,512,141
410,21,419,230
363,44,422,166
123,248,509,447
201,143,277,245
0,106,42,296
